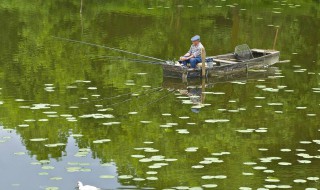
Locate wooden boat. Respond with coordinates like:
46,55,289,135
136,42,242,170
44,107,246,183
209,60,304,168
162,45,280,79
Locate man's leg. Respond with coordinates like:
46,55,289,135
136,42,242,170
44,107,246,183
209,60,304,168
179,56,189,66
184,59,191,67
190,57,202,68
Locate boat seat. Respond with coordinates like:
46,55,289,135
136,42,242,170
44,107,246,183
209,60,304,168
196,63,208,68
212,59,237,64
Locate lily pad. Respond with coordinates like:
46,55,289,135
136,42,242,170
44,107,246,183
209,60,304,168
139,158,153,163
307,177,319,181
118,175,133,179
45,187,59,190
263,170,274,173
146,177,158,180
243,162,257,166
45,143,66,147
38,172,49,176
66,167,81,172
201,175,215,180
192,165,204,169
265,177,280,182
100,175,115,179
93,139,111,144
50,177,62,180
140,121,152,124
146,171,157,175
133,178,145,181
214,175,227,179
14,152,26,155
205,119,230,123
70,134,83,137
202,184,218,188
144,148,159,152
253,166,267,170
293,179,307,183
298,160,311,164
131,155,145,158
185,147,198,152
42,166,55,170
278,162,292,166
242,172,254,176
30,138,47,142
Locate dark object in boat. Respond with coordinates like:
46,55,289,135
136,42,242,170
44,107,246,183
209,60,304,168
162,44,280,79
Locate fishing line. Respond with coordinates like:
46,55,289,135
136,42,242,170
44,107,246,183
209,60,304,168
52,36,166,62
74,87,163,108
100,89,174,122
75,86,161,105
104,87,163,108
77,86,163,107
91,55,162,64
137,89,175,110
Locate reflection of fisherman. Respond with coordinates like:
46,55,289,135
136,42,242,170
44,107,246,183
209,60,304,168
179,87,203,113
177,35,204,68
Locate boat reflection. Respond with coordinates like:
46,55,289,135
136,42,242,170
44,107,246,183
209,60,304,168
163,67,279,113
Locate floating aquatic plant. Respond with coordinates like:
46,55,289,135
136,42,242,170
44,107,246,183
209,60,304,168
93,139,111,144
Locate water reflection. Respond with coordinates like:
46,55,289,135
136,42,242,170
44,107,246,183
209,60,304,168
0,0,320,189
163,67,278,113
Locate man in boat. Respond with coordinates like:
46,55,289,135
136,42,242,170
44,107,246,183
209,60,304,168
177,35,204,68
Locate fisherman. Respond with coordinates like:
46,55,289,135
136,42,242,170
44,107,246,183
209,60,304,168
177,35,204,68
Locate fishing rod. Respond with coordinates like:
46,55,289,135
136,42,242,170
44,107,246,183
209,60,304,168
52,36,167,62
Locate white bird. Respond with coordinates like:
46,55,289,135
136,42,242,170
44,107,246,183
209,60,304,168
77,181,100,190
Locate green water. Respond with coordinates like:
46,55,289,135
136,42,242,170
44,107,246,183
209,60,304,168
0,1,320,189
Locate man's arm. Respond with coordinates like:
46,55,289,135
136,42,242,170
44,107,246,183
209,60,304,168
185,45,195,57
180,45,195,61
185,54,195,59
180,53,194,61
184,52,191,57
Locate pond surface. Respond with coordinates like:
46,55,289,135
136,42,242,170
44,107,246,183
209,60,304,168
0,0,320,190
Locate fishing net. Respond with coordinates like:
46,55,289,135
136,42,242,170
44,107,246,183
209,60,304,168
234,44,254,61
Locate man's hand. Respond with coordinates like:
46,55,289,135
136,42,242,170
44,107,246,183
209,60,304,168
180,56,188,61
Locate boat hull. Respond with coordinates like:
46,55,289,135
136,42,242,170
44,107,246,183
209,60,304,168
162,49,280,79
